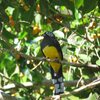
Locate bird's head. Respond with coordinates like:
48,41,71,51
43,31,55,38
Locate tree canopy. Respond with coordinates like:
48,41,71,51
0,0,100,100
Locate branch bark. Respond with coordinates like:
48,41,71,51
0,90,17,100
0,66,100,99
0,74,98,91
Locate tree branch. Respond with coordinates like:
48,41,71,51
0,26,99,70
0,90,17,100
46,78,100,99
0,72,98,91
0,67,99,99
0,47,99,70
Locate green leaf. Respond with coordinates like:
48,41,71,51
0,0,2,4
81,0,97,14
67,33,77,45
3,28,16,40
63,69,74,80
0,40,9,48
86,93,99,100
31,36,43,43
53,30,64,38
32,70,43,82
77,25,85,35
20,6,34,22
91,55,98,64
34,46,40,56
11,74,20,82
13,7,19,21
60,6,70,15
68,95,79,100
35,13,42,24
79,54,90,63
75,0,84,9
96,59,100,66
4,58,16,76
18,31,27,39
3,67,9,82
13,65,20,75
24,67,32,81
71,20,79,28
5,6,14,15
61,6,66,10
75,8,82,20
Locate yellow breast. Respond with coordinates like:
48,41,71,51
43,46,61,73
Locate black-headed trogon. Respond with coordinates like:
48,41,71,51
40,31,64,95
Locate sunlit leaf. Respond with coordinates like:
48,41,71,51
86,93,99,100
96,59,100,66
35,13,42,24
31,36,43,43
79,54,91,63
75,8,82,20
53,30,64,38
5,6,14,15
18,31,27,39
0,0,2,4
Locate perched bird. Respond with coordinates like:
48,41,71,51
40,31,64,95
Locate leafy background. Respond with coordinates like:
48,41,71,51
0,0,100,100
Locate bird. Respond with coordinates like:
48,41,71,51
40,31,64,95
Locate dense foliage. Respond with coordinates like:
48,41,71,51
0,0,100,99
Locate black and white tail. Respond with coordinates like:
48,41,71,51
50,67,64,95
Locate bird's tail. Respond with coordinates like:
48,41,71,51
50,67,64,95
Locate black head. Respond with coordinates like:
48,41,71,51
43,31,55,38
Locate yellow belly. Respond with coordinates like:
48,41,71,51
43,46,61,73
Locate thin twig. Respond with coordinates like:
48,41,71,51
31,61,42,71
